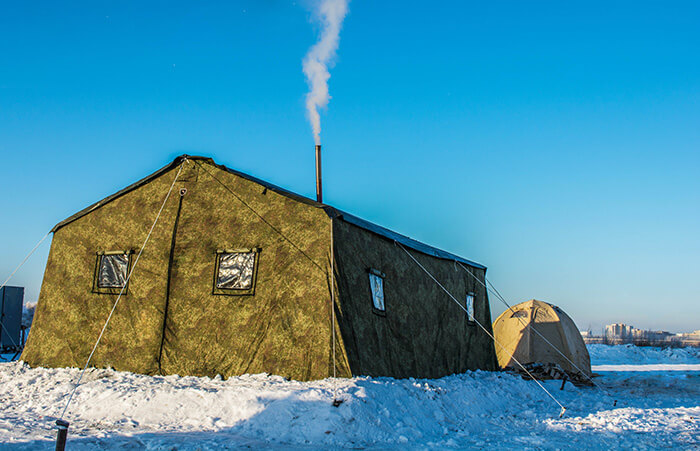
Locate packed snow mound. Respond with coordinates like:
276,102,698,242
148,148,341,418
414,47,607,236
1,357,698,450
588,344,700,365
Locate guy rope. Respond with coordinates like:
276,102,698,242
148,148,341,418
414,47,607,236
198,160,344,406
0,232,52,353
55,159,187,449
395,241,568,418
456,261,617,407
0,232,51,293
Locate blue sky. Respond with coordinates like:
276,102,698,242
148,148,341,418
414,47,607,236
1,1,698,333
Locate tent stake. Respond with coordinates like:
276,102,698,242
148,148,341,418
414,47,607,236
55,419,69,451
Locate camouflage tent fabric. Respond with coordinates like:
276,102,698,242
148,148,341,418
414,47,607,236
22,155,497,380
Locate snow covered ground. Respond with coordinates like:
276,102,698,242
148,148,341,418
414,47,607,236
588,343,700,365
589,344,700,373
0,345,698,450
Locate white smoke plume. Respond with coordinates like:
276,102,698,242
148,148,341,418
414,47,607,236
302,0,349,145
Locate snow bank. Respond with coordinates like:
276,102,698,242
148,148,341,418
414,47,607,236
593,364,700,372
1,356,698,450
588,343,700,365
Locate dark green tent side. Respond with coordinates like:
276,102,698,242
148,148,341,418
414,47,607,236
331,218,497,378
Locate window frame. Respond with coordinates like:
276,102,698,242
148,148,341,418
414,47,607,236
368,268,386,317
92,250,134,295
212,248,261,296
465,291,476,325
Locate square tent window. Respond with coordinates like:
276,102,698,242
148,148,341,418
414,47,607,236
93,251,132,295
213,249,260,296
368,269,386,315
466,292,475,324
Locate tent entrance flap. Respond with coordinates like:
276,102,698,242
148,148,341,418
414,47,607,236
157,188,187,374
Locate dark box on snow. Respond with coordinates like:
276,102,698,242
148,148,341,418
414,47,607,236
0,286,24,351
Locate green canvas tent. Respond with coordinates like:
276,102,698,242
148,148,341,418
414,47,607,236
22,155,497,380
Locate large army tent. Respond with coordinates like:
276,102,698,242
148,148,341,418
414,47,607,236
492,300,591,381
22,155,497,381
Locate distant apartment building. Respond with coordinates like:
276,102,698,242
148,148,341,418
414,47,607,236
678,330,700,340
582,324,700,347
604,323,674,344
604,323,634,340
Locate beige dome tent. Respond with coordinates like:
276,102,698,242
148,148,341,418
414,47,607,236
493,300,591,383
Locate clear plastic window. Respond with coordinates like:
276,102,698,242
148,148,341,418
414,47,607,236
466,293,475,323
369,272,385,312
217,252,256,290
97,254,129,289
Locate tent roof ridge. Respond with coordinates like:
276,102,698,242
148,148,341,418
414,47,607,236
50,154,486,270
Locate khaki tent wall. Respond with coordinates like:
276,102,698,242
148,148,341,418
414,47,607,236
332,218,497,378
492,300,591,377
23,158,341,380
23,154,495,381
23,165,184,375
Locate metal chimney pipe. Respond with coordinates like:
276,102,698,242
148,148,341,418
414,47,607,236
315,144,323,203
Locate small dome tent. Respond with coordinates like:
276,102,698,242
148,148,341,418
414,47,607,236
492,300,591,383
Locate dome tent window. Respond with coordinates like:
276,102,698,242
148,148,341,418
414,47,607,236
213,248,260,296
93,251,133,295
466,292,475,324
368,269,386,316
